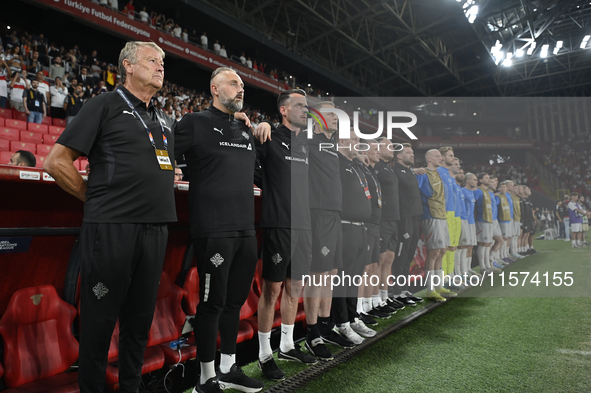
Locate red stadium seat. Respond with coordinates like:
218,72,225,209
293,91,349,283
0,151,12,164
0,139,9,151
42,116,52,126
79,159,89,173
0,128,20,141
0,286,79,391
10,141,36,154
37,144,53,156
27,123,49,133
148,273,197,364
0,108,12,119
43,134,58,145
105,322,165,388
20,131,44,144
12,112,27,122
5,119,27,131
52,118,67,127
35,155,47,168
182,267,200,316
48,126,65,136
0,118,4,127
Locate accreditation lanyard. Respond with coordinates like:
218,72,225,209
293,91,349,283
116,88,172,170
365,166,382,207
350,163,371,200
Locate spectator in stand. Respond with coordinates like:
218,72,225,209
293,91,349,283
259,63,265,74
26,50,43,74
9,71,29,112
6,46,25,72
50,76,68,119
239,53,246,66
48,43,60,59
49,56,65,79
219,45,227,58
182,28,188,42
164,18,174,34
253,60,258,72
93,80,108,96
30,70,50,107
139,7,149,23
110,0,118,11
173,24,182,39
90,61,103,85
213,40,221,55
154,13,164,29
200,32,208,49
246,57,252,69
99,0,109,7
105,64,117,90
68,78,79,94
24,78,46,124
189,29,198,43
123,0,135,19
8,150,36,167
64,84,85,124
77,67,93,98
174,167,183,181
0,54,12,108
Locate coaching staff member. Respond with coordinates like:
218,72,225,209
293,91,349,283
44,41,175,393
175,67,263,393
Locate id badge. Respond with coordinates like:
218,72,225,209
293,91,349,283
35,100,40,107
378,196,382,208
155,149,173,170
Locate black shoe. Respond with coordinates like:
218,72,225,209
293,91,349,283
193,377,222,393
386,297,406,310
321,329,356,348
305,336,334,361
376,303,397,314
367,308,391,319
218,364,264,393
530,249,539,255
396,295,417,307
402,291,424,303
278,345,318,365
359,312,378,326
258,357,285,382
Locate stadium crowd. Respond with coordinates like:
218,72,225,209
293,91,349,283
540,137,591,197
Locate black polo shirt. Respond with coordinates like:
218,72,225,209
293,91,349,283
374,159,400,221
175,106,256,238
255,124,310,230
339,153,372,223
57,86,176,223
308,132,342,212
361,163,382,224
392,162,423,218
24,88,45,113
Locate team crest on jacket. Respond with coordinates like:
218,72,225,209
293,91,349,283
242,131,249,140
93,282,109,299
210,253,224,267
321,246,330,256
302,146,306,154
272,253,282,265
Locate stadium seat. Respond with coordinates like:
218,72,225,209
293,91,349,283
27,123,49,133
13,112,27,122
79,159,89,173
0,118,4,127
41,116,52,126
10,141,36,154
37,144,53,156
0,285,79,392
52,118,67,127
35,155,47,168
148,272,197,364
43,134,59,145
0,151,12,164
48,126,65,136
105,322,165,388
0,128,20,141
0,139,9,151
5,119,27,131
181,267,200,316
20,131,44,144
0,361,3,379
0,108,12,119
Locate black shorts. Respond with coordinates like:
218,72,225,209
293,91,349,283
365,223,380,265
262,228,312,282
311,209,343,272
380,220,399,254
522,221,535,234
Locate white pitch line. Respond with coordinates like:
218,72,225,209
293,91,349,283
556,349,591,356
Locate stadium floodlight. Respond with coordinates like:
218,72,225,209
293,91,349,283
540,44,549,58
580,35,590,49
493,50,505,65
553,47,559,55
503,52,513,66
516,49,524,57
556,40,563,48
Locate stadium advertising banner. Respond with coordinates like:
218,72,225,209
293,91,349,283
33,0,285,94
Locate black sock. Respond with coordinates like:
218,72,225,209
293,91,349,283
306,323,320,340
318,316,331,335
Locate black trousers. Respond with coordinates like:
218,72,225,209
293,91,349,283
192,236,258,362
78,223,168,393
331,224,368,325
391,216,421,295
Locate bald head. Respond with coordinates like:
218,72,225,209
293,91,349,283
425,149,442,169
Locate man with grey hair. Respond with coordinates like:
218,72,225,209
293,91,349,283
175,67,264,393
44,41,175,393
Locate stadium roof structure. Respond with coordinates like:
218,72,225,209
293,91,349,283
170,0,591,97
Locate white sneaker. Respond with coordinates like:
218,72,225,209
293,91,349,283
336,322,364,345
468,269,481,277
350,317,376,338
496,259,509,266
512,253,525,259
